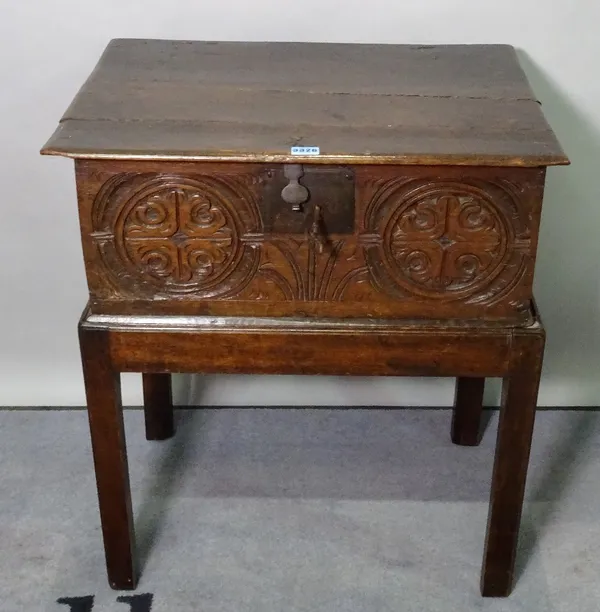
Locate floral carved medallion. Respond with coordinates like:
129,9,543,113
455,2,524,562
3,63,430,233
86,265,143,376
91,174,261,298
364,179,530,303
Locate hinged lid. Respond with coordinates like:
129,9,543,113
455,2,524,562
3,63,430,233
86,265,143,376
42,39,568,166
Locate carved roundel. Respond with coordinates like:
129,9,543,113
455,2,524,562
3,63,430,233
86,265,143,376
93,174,261,297
374,181,512,299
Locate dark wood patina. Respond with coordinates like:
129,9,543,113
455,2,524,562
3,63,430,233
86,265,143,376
43,39,568,597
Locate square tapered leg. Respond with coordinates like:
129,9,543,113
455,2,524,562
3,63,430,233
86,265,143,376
481,328,544,596
79,326,137,590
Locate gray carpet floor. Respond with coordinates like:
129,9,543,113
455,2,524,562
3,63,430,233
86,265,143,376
1,408,600,611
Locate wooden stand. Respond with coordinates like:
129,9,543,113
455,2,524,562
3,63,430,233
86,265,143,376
79,302,545,597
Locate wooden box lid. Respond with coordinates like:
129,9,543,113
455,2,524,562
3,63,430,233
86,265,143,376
42,39,568,167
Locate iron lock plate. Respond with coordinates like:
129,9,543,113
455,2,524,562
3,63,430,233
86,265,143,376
259,166,355,234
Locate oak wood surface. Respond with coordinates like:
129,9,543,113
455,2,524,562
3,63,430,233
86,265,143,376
79,326,137,590
64,40,539,99
107,327,512,377
77,303,546,596
142,373,174,440
42,40,568,166
74,159,545,323
452,377,486,446
481,327,545,596
45,40,560,597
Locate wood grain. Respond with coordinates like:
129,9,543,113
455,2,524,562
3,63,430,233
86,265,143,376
452,377,485,446
41,40,568,166
74,160,545,324
79,325,137,590
47,41,559,597
77,303,546,596
81,311,516,377
72,40,538,99
481,327,545,596
142,373,174,441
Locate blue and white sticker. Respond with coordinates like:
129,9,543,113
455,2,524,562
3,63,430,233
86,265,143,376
291,146,320,156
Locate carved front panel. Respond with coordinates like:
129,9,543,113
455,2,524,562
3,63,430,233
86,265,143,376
89,172,261,299
385,189,507,295
234,238,372,303
77,161,544,320
361,175,535,310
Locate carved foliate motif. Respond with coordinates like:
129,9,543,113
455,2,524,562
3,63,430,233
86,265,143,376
235,238,371,302
91,174,261,298
91,171,369,302
364,179,531,304
120,187,235,286
387,191,507,295
87,169,536,316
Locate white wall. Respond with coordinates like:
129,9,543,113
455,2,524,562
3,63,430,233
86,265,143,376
1,1,599,406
